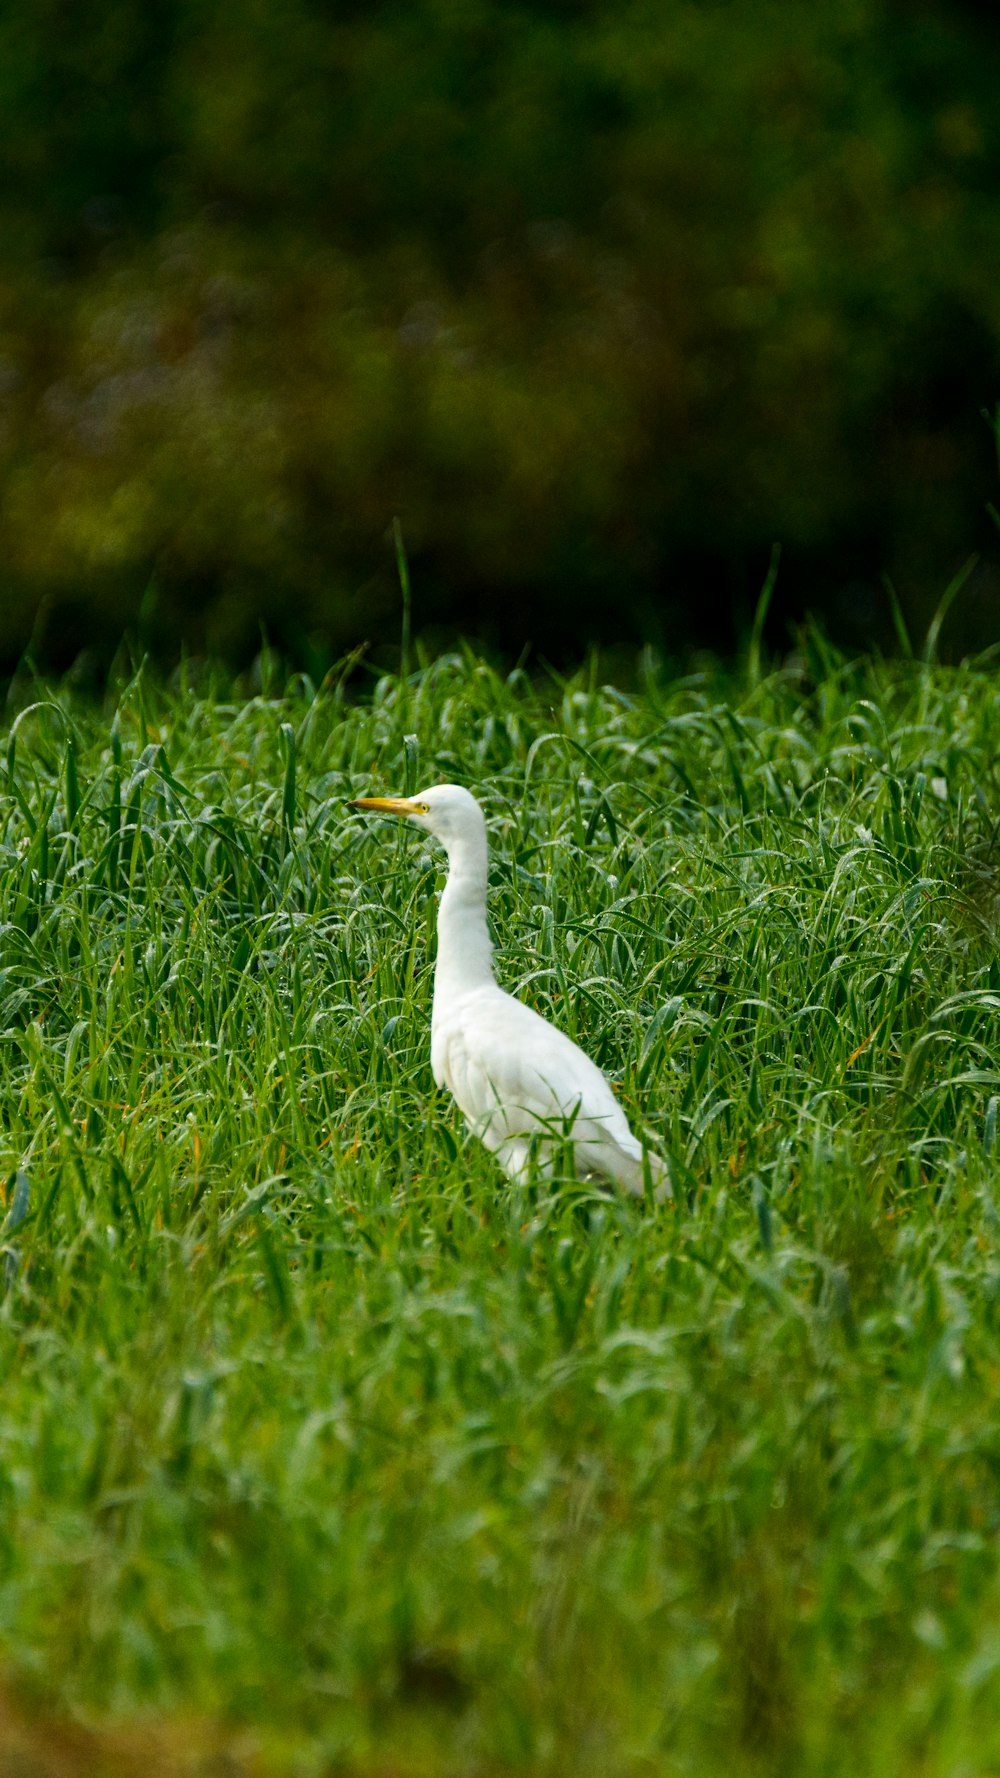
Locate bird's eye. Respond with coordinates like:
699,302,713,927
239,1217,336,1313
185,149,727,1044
415,803,430,814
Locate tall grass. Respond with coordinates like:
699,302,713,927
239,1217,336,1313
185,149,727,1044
1,637,1000,1774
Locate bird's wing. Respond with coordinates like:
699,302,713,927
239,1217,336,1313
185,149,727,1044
435,986,671,1197
436,986,634,1143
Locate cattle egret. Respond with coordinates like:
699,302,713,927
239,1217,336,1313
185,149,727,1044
348,784,671,1199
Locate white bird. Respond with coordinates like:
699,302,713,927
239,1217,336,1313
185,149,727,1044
348,783,670,1199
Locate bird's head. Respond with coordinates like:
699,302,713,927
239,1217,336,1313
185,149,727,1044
348,782,485,847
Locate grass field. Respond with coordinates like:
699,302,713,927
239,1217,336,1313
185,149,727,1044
1,636,1000,1776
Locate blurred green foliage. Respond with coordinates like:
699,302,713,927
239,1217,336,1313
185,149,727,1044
1,0,999,663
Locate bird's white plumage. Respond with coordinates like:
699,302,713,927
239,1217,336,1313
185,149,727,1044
350,783,670,1198
431,984,656,1190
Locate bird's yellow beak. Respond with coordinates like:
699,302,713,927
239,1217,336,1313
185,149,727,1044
347,795,424,817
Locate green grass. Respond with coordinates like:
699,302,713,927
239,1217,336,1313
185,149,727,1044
2,637,1000,1775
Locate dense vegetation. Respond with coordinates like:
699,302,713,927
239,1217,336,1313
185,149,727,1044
1,638,1000,1772
2,1,1000,663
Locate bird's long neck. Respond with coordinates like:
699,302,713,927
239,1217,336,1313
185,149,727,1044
434,825,495,1006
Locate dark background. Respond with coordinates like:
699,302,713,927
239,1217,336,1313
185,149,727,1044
2,0,1000,670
